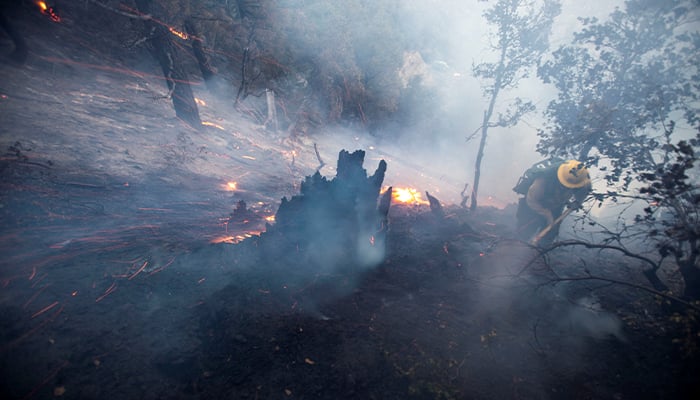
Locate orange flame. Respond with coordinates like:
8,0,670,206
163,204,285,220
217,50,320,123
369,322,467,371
389,187,430,205
169,27,189,40
36,1,61,22
222,181,237,191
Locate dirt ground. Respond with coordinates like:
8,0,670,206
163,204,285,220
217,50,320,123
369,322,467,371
1,4,699,400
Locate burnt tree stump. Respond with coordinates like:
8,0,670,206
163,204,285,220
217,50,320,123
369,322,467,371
262,150,389,270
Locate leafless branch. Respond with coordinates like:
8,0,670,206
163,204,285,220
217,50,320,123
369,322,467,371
465,126,481,142
536,239,662,273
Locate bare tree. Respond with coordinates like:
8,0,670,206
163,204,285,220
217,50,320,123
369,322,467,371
469,0,560,210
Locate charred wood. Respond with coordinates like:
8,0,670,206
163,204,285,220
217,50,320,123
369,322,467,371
263,150,389,269
184,19,217,91
134,0,201,129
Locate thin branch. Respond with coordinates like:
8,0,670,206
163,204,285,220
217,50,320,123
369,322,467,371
465,126,481,142
539,239,662,272
544,275,700,313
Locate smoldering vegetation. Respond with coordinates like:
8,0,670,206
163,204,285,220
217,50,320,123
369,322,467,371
0,0,699,399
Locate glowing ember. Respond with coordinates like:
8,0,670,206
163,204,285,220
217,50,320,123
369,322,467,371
195,98,206,106
390,187,430,205
36,1,61,22
169,27,189,40
242,155,256,160
264,215,276,222
202,121,224,130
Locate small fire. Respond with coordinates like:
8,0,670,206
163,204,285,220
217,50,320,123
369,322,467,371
195,98,206,106
210,232,261,244
222,181,237,191
202,121,224,130
264,215,276,223
390,187,430,205
169,27,189,40
37,1,61,22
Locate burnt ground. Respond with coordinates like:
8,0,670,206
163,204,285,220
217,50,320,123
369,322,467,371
1,5,700,400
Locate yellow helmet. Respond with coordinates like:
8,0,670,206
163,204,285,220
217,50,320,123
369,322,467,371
557,160,590,189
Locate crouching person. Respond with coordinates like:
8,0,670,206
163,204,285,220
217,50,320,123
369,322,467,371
515,159,591,246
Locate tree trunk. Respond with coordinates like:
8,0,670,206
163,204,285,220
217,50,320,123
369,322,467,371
469,42,505,211
184,19,217,91
135,0,201,129
470,83,500,211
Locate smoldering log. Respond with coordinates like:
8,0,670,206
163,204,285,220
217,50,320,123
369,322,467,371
134,0,201,128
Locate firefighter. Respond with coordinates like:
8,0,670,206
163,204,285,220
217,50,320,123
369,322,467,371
515,159,591,245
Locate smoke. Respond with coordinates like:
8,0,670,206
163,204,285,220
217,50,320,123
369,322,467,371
566,295,626,341
258,0,622,207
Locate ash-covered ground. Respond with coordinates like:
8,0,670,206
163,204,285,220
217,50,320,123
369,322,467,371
1,4,698,400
